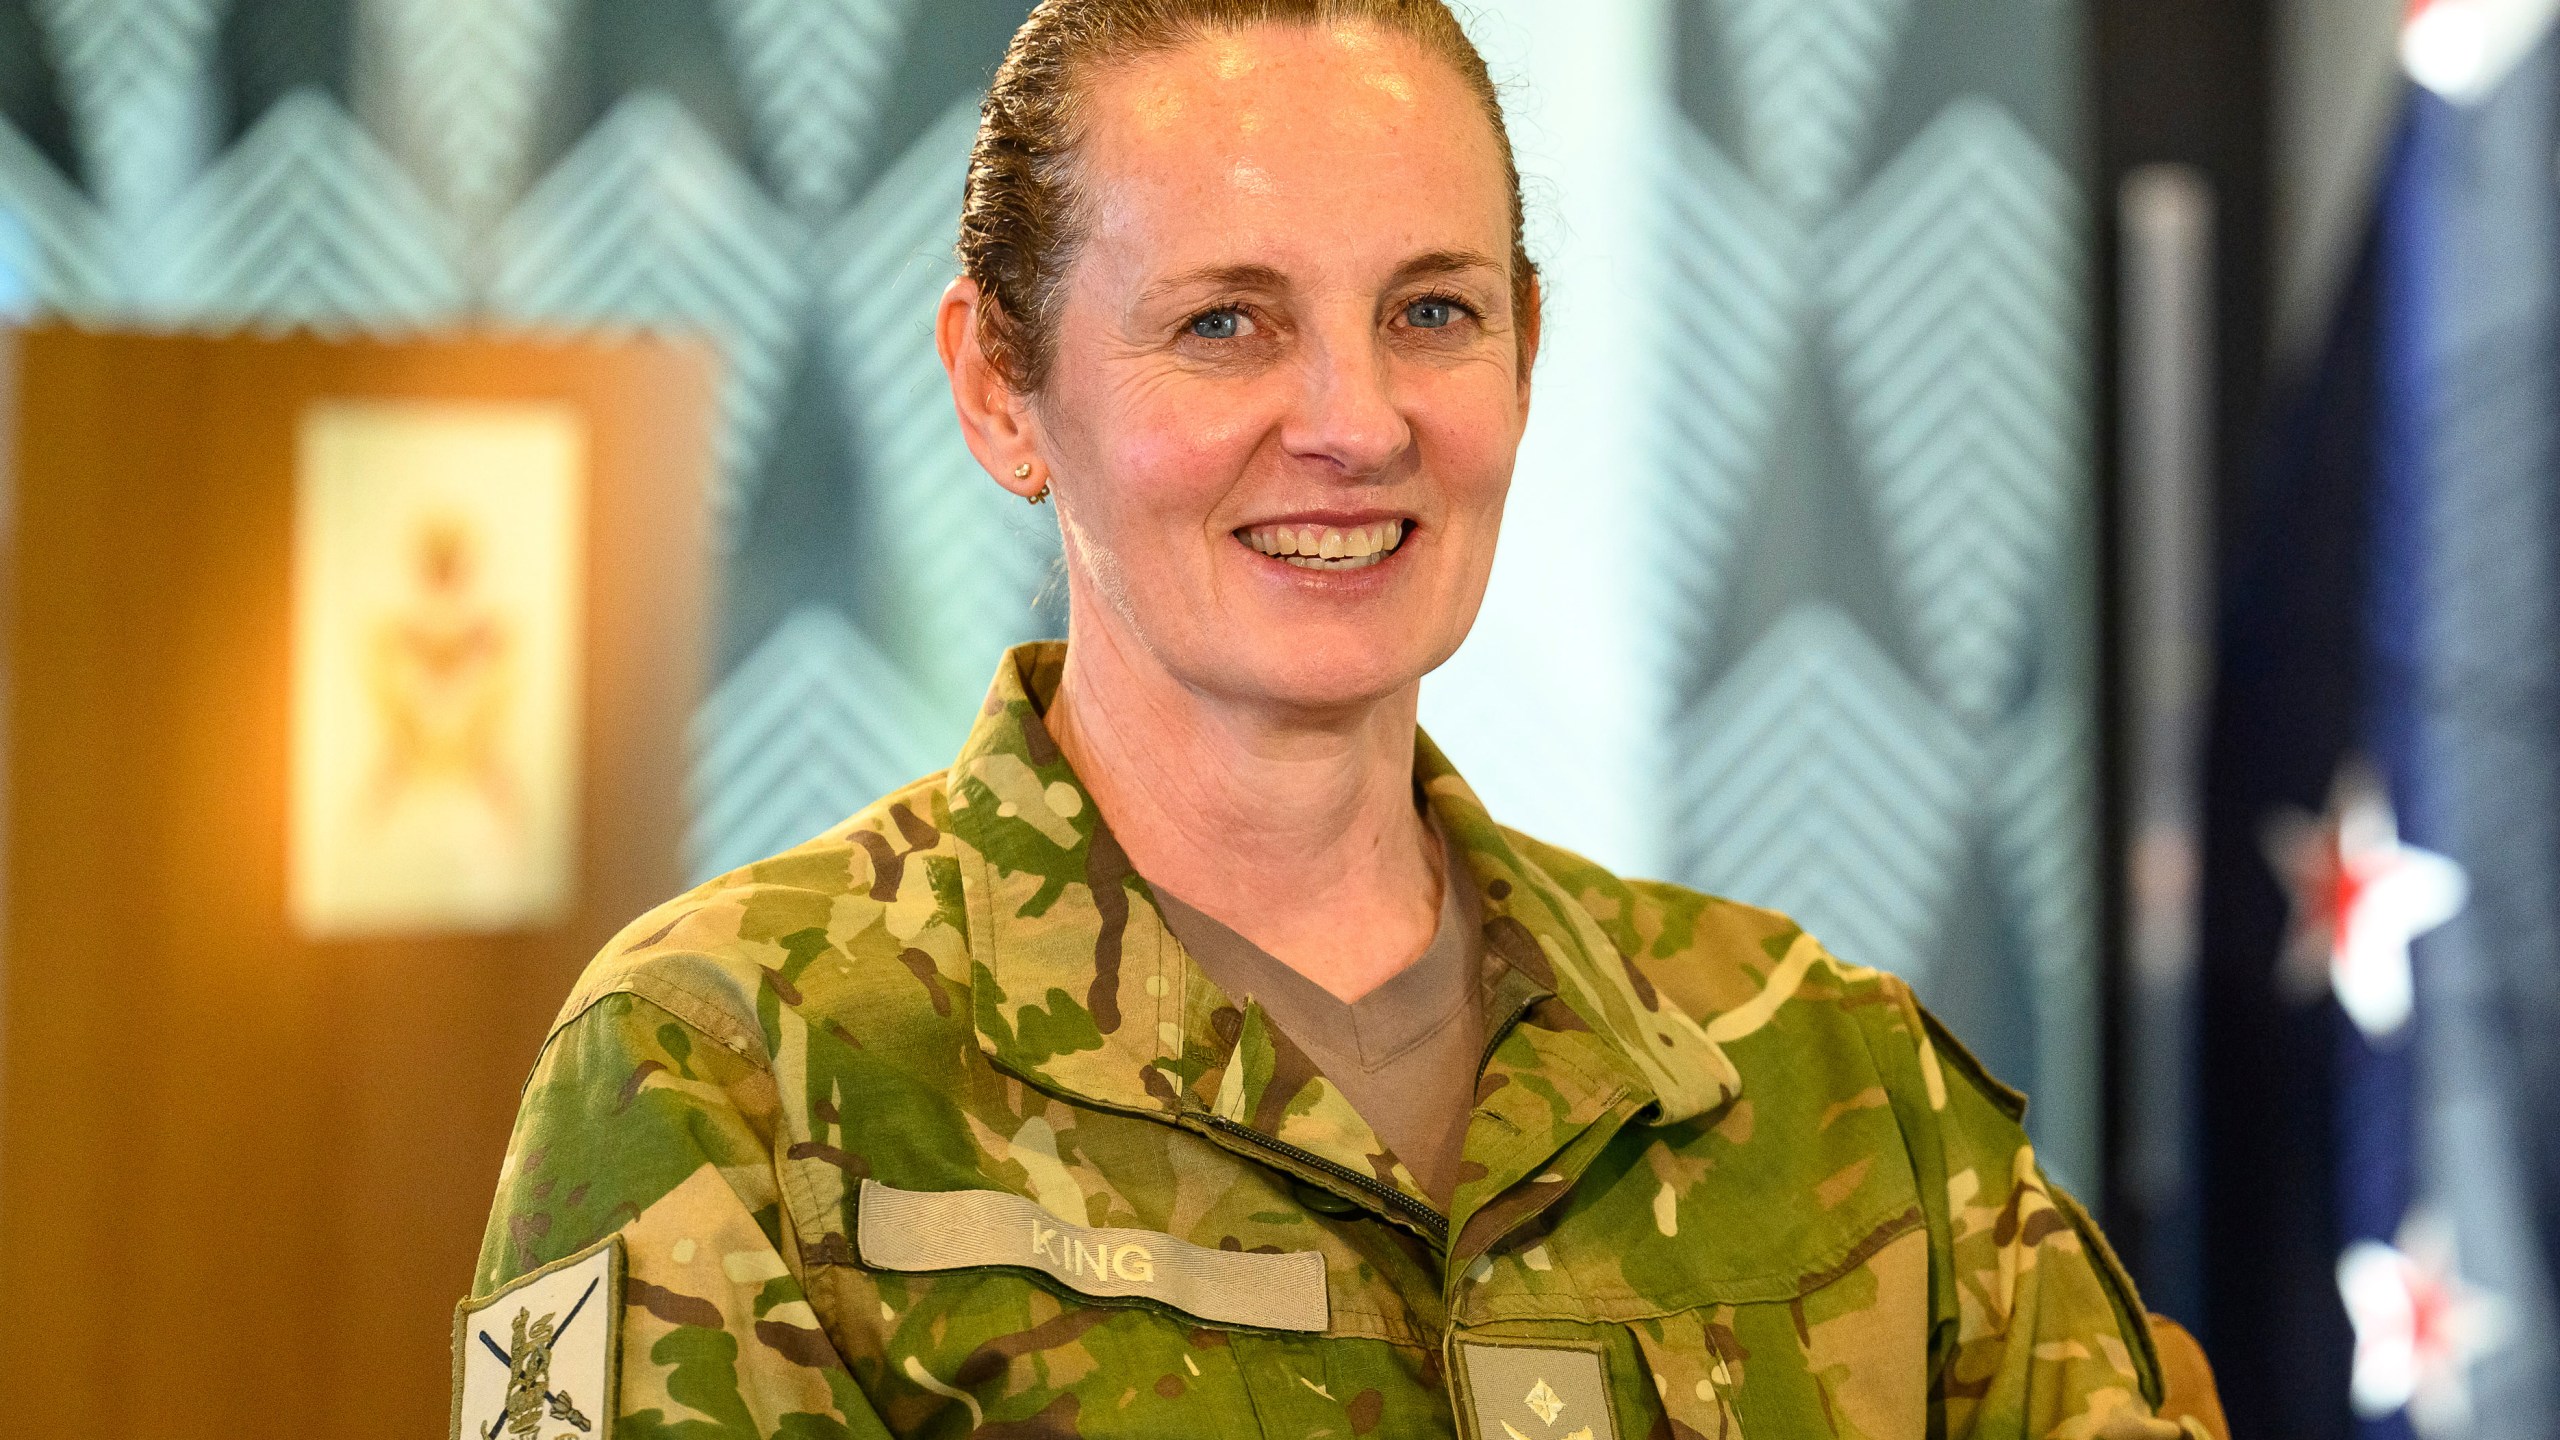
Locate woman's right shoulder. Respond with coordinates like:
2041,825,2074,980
539,769,975,1072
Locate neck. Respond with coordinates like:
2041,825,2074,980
1043,617,1443,1003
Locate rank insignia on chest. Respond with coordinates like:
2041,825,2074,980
1453,1338,1618,1440
452,1236,623,1440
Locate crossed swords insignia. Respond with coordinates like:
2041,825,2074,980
476,1275,600,1440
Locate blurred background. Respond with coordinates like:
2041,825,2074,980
0,0,2542,1436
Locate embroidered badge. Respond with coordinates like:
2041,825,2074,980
452,1235,622,1440
1455,1339,1617,1440
855,1179,1329,1331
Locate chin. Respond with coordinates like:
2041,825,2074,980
1212,629,1445,717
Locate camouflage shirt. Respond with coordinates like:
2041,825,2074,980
464,643,2191,1440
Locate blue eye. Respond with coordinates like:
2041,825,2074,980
1190,310,1244,339
1406,298,1458,329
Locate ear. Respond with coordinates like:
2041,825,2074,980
937,276,1048,500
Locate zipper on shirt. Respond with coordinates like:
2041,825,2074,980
1200,1114,1451,1246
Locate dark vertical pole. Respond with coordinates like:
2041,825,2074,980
2090,0,2275,1320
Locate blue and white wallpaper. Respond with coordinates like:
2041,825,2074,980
0,0,2100,1187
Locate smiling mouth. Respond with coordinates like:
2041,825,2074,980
1236,519,1409,571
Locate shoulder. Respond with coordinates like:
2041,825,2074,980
542,769,973,1070
1506,826,2164,1398
1502,825,2026,1123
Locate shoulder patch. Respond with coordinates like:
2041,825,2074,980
453,1235,622,1440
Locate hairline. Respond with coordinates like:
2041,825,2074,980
1010,12,1534,391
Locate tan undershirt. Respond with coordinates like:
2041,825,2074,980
1152,823,1486,1210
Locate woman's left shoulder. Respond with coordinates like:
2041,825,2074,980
1503,825,2024,1118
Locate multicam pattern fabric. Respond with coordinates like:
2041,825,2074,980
466,642,2196,1439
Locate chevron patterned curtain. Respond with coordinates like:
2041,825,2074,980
0,1,2099,1185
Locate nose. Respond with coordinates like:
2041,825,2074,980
1283,321,1412,479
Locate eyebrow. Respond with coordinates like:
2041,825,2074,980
1137,250,1507,308
1386,249,1506,287
1139,263,1290,307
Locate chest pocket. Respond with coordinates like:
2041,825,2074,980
1630,1215,1931,1440
853,1181,1442,1439
864,1262,1267,1438
1470,1119,1932,1440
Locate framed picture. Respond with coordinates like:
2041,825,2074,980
289,401,587,938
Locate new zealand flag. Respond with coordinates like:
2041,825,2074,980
2196,9,2560,1438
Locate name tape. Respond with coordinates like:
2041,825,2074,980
854,1179,1329,1332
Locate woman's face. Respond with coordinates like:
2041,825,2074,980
1030,22,1534,717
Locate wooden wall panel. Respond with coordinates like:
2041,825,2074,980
0,328,715,1436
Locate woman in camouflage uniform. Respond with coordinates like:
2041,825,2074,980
457,3,2213,1437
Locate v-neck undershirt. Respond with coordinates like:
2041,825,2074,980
1151,823,1487,1209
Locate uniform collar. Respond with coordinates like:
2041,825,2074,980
949,644,1740,1204
1415,732,1741,1127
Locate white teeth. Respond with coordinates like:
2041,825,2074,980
1282,550,1388,570
1238,519,1407,569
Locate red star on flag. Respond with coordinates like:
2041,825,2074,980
2402,0,2560,101
2339,1211,2508,1435
2263,762,2467,1039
